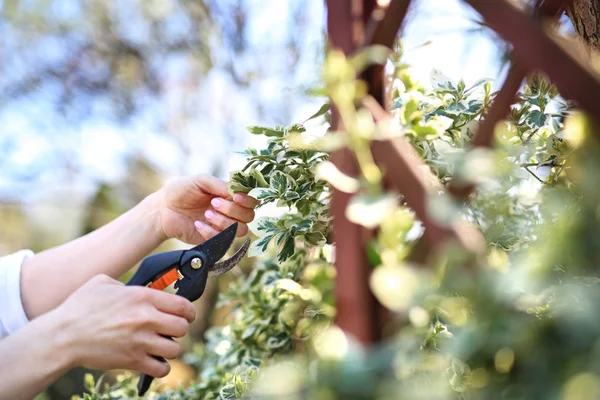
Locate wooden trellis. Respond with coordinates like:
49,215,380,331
326,0,600,345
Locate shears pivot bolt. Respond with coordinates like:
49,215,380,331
191,257,203,270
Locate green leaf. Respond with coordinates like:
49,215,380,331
315,161,360,193
266,334,290,350
526,110,548,128
412,116,452,140
278,236,296,262
269,170,290,193
412,124,440,140
303,103,330,122
246,126,284,137
249,168,269,187
220,384,237,400
296,199,312,216
248,187,278,201
241,325,257,340
287,123,307,134
346,193,398,229
283,150,302,158
457,79,466,94
283,190,300,201
297,182,312,196
248,235,274,258
445,101,469,115
465,78,492,93
84,373,95,393
348,44,390,73
294,219,314,232
229,181,251,195
304,231,327,246
402,98,420,125
366,241,383,267
255,217,278,234
431,68,456,92
466,99,484,114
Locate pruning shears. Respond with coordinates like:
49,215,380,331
126,222,250,396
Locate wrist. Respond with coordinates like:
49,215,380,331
138,190,168,245
32,309,78,373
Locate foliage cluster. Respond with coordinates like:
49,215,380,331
78,44,600,400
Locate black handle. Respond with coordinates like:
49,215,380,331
137,373,155,397
126,251,182,287
126,250,210,396
126,255,180,397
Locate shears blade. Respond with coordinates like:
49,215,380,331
190,221,239,266
208,238,250,278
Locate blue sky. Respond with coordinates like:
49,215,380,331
0,0,505,206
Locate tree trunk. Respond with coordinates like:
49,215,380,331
566,0,600,51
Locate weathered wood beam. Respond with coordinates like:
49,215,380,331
465,0,600,127
326,0,381,346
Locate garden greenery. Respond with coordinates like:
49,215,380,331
77,43,600,400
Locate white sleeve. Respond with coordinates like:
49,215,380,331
0,250,34,340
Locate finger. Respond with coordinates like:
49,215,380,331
138,354,171,378
233,193,259,209
142,334,182,360
148,291,196,323
210,198,255,223
192,174,230,198
152,312,190,338
194,220,220,240
204,210,249,237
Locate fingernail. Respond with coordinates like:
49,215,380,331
194,221,204,230
211,198,222,208
205,210,215,220
233,193,243,203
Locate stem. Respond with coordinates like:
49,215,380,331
524,166,545,183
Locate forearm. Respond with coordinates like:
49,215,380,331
0,311,74,400
20,192,165,319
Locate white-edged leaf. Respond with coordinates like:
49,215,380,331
248,187,278,201
465,78,492,94
445,101,469,115
266,335,290,350
249,168,269,187
246,126,284,137
269,170,292,193
304,231,327,246
431,69,456,92
346,193,398,229
526,110,548,128
241,325,257,340
287,131,346,151
303,103,330,122
248,235,274,258
315,161,360,193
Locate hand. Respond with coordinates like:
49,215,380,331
154,174,258,244
50,275,196,378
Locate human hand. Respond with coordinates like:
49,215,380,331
152,174,258,244
51,274,196,378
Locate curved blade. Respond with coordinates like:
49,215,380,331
209,238,250,278
191,222,238,267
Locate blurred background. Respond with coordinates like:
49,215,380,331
0,0,517,398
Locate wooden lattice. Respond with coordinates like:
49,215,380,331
326,0,600,345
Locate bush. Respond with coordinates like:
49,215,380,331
78,45,600,400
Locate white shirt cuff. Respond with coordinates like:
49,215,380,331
0,250,34,339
